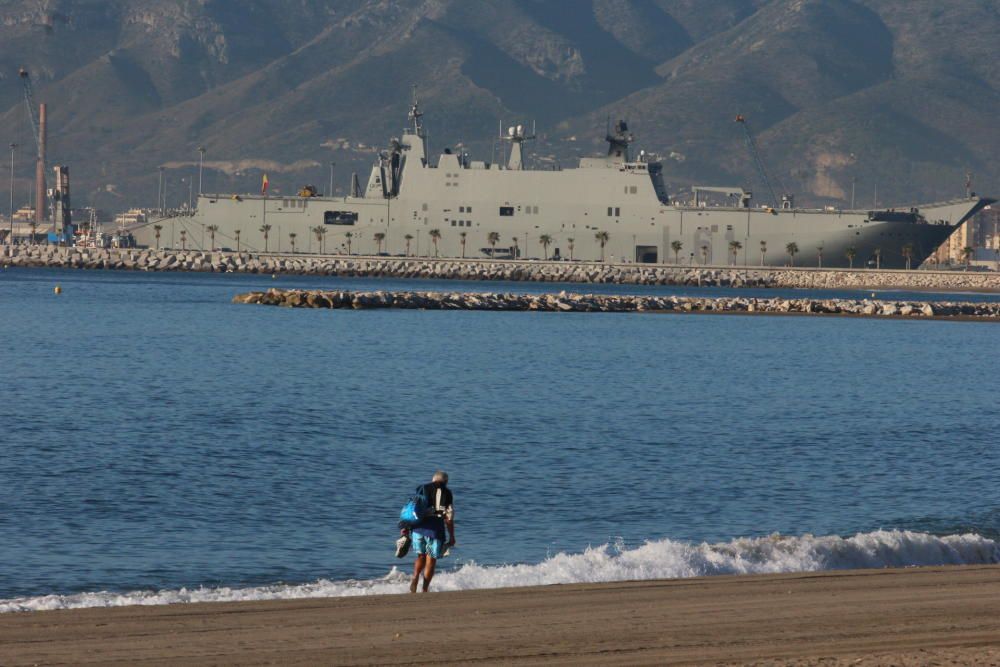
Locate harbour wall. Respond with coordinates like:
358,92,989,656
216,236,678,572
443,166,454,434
3,245,999,292
233,288,1000,321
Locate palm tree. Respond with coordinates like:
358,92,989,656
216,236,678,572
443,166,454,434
234,229,242,252
901,242,914,270
206,224,219,250
289,232,297,254
374,231,386,254
785,241,799,266
180,229,187,250
430,228,442,257
594,230,609,262
259,223,272,252
759,240,767,266
539,234,553,259
728,240,742,266
459,231,467,258
312,226,327,254
567,237,575,261
700,243,709,265
404,233,414,256
512,236,519,259
345,231,353,255
845,246,857,269
816,245,824,268
962,245,974,270
671,240,683,264
153,224,163,250
873,247,882,270
487,231,500,257
28,221,37,245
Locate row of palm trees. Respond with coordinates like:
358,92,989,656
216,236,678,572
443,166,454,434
150,225,982,270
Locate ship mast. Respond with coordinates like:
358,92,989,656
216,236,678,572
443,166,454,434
502,121,535,170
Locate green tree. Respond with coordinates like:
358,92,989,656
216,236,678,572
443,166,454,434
206,224,219,251
374,231,386,254
728,240,742,265
759,240,767,266
312,226,326,254
512,236,520,259
430,228,442,257
180,229,187,250
594,230,609,262
487,231,500,257
29,220,37,245
539,234,553,259
902,242,914,270
671,240,683,264
259,223,272,252
345,231,353,255
459,231,467,258
289,232,297,254
700,243,709,265
845,246,857,268
816,245,824,268
567,237,575,261
404,233,414,256
153,224,163,250
785,241,799,266
234,229,242,252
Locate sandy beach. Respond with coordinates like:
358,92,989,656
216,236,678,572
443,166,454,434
2,565,999,665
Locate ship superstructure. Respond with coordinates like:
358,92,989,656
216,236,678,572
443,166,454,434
132,101,992,269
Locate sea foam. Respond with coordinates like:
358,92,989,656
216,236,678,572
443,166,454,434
3,529,996,613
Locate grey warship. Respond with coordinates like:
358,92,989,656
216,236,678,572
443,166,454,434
133,101,992,269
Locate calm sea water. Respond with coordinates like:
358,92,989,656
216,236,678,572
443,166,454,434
1,267,998,603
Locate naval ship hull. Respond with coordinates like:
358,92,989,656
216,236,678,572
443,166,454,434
131,194,987,270
130,104,991,269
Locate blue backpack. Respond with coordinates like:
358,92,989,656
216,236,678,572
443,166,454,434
399,484,431,526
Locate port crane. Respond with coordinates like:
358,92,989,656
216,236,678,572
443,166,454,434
18,68,42,161
735,114,786,209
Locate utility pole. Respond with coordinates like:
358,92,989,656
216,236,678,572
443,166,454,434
158,167,164,216
873,182,878,209
187,177,193,212
8,143,15,242
198,147,205,195
329,162,335,197
850,176,856,209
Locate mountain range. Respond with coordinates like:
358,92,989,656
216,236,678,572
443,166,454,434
1,0,997,213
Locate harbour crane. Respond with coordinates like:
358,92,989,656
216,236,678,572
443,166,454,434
735,114,781,209
19,67,48,229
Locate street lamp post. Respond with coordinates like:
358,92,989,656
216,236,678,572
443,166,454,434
329,162,335,197
8,143,15,243
198,147,205,196
158,167,164,216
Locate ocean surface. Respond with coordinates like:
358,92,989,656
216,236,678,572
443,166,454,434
1,267,998,612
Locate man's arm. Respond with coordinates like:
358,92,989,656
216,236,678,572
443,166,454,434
445,506,455,546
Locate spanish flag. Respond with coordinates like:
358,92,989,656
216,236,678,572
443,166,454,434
261,173,269,195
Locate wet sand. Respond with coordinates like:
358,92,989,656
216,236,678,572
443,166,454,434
2,565,999,665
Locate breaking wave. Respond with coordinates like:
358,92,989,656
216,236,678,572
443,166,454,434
3,529,997,613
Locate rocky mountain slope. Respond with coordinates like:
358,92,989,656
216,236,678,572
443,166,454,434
0,0,996,212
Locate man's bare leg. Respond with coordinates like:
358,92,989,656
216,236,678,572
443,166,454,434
422,556,437,592
411,554,425,593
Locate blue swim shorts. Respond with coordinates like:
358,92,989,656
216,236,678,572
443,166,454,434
412,532,444,559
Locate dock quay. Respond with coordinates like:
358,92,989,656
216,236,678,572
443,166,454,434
3,245,999,293
233,288,1000,321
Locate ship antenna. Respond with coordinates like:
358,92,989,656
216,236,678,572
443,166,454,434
409,84,424,136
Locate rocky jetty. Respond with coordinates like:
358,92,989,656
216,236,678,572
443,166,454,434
4,245,999,292
232,288,1000,321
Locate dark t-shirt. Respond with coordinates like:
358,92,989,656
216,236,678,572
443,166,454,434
412,482,453,540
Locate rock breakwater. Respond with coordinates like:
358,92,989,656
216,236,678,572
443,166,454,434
4,245,999,292
232,288,1000,321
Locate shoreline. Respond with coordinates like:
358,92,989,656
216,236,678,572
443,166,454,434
4,244,1000,293
3,565,999,665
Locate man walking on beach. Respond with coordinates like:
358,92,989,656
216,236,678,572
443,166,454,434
407,470,455,593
